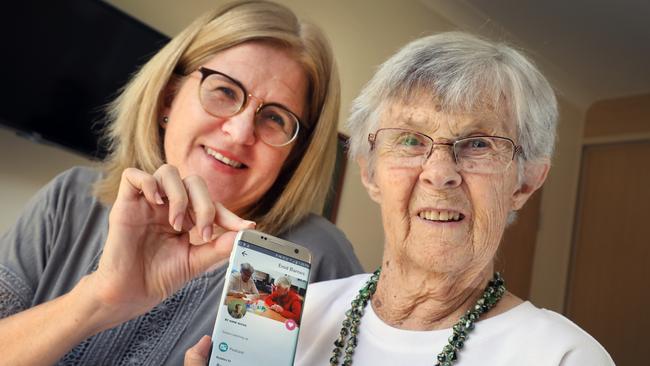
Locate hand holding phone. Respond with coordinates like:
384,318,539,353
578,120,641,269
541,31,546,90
207,230,312,366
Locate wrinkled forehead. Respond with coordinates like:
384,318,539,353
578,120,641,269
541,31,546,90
378,91,516,138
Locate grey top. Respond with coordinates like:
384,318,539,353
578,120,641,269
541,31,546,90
0,166,363,365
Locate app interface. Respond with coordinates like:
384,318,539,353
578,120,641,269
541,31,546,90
209,240,310,366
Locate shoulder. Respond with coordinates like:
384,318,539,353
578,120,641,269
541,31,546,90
496,302,614,364
282,213,348,246
281,214,363,282
305,273,371,309
42,166,102,205
14,166,105,227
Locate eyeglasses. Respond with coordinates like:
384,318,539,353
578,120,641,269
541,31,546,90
368,128,522,174
196,67,301,147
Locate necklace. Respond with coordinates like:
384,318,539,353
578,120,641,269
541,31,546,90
330,268,505,366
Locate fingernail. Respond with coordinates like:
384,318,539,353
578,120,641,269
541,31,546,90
154,192,164,205
173,214,184,232
245,220,256,228
202,226,213,243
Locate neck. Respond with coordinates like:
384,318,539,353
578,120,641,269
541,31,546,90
371,257,495,331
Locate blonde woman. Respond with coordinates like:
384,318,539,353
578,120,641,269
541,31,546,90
0,1,361,364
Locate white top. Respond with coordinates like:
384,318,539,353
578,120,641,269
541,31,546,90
296,274,614,365
227,272,259,295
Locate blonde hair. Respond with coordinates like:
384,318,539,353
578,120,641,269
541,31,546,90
94,0,340,235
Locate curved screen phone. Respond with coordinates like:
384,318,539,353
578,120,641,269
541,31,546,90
208,230,312,366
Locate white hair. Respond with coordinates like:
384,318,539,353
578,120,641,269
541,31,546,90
274,276,292,288
240,263,254,273
347,31,558,165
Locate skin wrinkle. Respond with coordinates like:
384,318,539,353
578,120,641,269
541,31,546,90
366,94,529,331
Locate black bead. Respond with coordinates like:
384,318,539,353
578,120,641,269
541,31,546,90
448,350,457,361
349,336,358,347
334,337,345,347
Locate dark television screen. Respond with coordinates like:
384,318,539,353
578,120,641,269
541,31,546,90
0,0,170,159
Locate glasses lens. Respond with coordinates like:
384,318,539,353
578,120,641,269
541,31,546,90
255,105,299,146
200,73,245,117
377,129,431,166
454,137,514,173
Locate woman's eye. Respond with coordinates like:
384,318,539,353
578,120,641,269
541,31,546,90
216,86,238,100
399,135,422,146
468,138,490,149
268,113,285,127
259,109,287,129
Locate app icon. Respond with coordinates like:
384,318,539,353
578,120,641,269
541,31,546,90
218,342,229,352
285,319,297,331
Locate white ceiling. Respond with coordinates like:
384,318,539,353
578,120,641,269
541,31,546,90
420,0,650,110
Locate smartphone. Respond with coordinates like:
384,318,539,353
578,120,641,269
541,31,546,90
208,229,312,366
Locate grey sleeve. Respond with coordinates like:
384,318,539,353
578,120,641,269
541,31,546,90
281,214,363,283
0,175,59,318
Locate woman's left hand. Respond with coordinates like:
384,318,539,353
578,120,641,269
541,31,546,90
88,165,255,328
185,335,211,366
270,304,284,313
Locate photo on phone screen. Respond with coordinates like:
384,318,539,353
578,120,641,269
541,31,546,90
208,230,312,366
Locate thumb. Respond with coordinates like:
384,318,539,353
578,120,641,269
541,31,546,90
189,231,237,276
184,335,212,366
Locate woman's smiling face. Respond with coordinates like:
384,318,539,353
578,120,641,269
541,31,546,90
363,95,534,275
162,42,308,215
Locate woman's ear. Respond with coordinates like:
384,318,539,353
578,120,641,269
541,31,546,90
159,81,178,129
511,159,550,210
358,156,382,203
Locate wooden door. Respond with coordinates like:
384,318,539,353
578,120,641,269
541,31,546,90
566,140,650,365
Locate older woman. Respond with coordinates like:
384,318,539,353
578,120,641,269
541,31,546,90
0,1,361,364
227,263,259,298
265,276,303,323
294,32,614,365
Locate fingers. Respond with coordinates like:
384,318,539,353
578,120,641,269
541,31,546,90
189,231,238,276
183,175,215,242
118,168,164,205
154,165,189,232
213,202,256,232
119,165,255,239
184,335,211,366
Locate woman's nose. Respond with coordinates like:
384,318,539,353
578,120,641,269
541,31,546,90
419,146,462,189
220,102,258,146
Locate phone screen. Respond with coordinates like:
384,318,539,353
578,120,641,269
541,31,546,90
208,233,311,366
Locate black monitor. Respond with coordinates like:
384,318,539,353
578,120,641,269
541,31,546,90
0,0,170,159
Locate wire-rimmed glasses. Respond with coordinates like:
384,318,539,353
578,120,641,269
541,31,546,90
368,128,522,174
196,67,301,147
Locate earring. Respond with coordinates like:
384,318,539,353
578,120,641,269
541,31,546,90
162,116,169,124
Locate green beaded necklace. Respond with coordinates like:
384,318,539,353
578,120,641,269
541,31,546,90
330,268,506,366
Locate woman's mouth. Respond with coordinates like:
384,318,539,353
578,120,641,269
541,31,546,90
204,146,246,169
418,209,465,222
